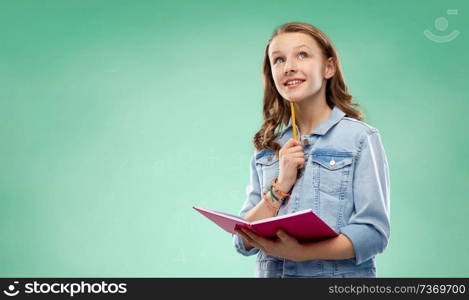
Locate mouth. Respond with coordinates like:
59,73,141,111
284,79,305,89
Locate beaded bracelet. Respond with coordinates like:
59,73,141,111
270,178,291,201
269,184,280,202
262,191,280,214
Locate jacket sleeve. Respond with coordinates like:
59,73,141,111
339,130,391,265
233,151,262,256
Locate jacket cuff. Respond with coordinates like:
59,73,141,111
233,234,259,256
340,223,388,265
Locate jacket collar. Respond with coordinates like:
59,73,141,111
281,105,346,138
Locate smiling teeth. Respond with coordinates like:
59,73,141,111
286,80,304,85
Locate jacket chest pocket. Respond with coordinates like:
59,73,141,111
255,154,279,193
311,150,354,195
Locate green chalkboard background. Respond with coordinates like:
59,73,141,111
1,0,468,277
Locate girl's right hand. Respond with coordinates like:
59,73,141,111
277,138,305,193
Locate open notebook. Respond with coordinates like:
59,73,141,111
193,206,338,241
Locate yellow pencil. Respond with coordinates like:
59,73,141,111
290,101,297,141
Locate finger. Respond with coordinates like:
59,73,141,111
288,156,305,164
241,228,267,247
276,230,294,242
280,157,304,170
283,139,302,150
283,151,304,162
240,228,259,241
235,229,252,242
286,138,300,147
283,153,305,162
235,229,253,243
286,152,305,159
236,229,264,250
284,146,304,156
280,141,302,157
292,158,305,168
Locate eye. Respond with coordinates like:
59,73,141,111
298,52,308,59
273,57,284,64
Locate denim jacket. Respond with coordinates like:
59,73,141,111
233,105,391,277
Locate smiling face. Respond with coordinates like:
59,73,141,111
268,32,334,103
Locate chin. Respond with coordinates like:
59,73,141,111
283,94,307,102
291,90,322,103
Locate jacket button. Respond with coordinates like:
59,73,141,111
329,159,336,166
303,139,309,145
268,156,272,162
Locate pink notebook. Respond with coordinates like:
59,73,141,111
193,206,338,241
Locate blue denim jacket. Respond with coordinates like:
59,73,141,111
233,105,391,277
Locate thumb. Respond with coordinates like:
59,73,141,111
276,230,291,240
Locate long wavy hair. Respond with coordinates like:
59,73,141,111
253,22,363,152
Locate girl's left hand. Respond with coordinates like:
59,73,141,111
235,227,305,262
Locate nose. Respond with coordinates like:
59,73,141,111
284,58,297,75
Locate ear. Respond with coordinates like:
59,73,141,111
324,57,336,79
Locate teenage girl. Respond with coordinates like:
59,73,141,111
233,22,390,278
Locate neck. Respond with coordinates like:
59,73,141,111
293,85,332,136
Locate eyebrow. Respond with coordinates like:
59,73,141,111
270,44,312,56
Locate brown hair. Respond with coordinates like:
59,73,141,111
253,22,363,152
